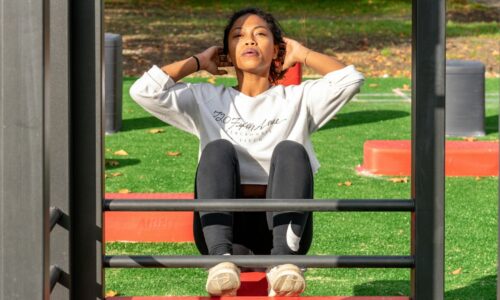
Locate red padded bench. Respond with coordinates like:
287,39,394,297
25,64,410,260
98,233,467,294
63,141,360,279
357,140,498,176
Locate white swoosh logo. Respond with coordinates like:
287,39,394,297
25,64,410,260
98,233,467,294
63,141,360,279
286,221,301,252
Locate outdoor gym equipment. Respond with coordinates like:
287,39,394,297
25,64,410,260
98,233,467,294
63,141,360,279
0,0,445,299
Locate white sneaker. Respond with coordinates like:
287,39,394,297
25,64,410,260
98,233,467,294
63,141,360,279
266,264,306,297
206,262,241,296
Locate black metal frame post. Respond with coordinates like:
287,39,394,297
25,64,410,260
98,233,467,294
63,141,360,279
69,1,104,299
411,0,446,299
0,1,50,299
49,0,71,298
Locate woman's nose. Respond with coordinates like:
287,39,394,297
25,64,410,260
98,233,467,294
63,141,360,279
245,40,256,45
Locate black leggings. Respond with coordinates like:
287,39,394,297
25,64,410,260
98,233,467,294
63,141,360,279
193,139,313,256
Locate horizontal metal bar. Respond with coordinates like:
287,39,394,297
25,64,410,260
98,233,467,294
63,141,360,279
104,255,414,269
104,199,414,212
49,206,63,231
50,265,61,292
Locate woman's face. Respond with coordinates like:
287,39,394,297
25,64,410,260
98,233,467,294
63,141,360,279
227,14,279,77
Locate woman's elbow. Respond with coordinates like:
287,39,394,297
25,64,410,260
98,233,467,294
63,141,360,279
129,79,148,104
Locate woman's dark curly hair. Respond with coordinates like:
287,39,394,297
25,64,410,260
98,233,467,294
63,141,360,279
223,7,287,84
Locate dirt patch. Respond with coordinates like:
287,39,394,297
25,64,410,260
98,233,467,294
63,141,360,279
331,36,499,78
447,7,499,22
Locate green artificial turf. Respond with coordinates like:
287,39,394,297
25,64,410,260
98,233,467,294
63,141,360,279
104,77,498,299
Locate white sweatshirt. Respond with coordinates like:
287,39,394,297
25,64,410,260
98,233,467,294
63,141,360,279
130,65,364,184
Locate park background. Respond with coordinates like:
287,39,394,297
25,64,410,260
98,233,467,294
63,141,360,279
103,0,499,299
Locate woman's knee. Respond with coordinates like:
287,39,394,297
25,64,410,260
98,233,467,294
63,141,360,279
273,140,309,161
201,139,236,161
196,139,240,189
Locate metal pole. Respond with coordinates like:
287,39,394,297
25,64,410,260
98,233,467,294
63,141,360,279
104,199,415,212
410,0,445,299
69,1,104,299
104,255,414,269
48,0,71,298
0,1,50,299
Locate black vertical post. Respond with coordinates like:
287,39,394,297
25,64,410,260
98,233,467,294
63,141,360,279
410,0,445,299
70,1,104,299
0,1,50,299
49,0,71,298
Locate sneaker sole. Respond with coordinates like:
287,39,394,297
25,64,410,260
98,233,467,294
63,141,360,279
270,269,305,296
206,268,240,296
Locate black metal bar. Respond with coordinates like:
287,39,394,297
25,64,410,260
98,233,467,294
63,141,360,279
50,207,63,231
48,1,71,299
104,255,414,269
0,1,50,299
50,265,62,292
104,199,414,212
411,0,446,299
69,1,104,299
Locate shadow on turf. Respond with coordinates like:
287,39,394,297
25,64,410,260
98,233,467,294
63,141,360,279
318,110,409,131
121,116,170,132
352,275,496,299
105,158,141,170
352,280,408,297
485,114,498,135
445,275,496,300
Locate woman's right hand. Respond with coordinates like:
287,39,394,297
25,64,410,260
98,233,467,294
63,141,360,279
197,46,232,76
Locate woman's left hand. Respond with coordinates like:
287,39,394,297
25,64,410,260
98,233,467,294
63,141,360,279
281,37,309,70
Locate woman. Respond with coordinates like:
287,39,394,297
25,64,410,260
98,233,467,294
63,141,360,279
130,7,364,297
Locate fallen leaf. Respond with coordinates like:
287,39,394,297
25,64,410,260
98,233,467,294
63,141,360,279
368,83,379,88
118,189,130,194
451,268,462,275
148,128,165,134
111,172,123,177
463,137,477,142
344,181,352,186
105,290,119,297
166,151,182,156
207,77,216,84
402,84,410,91
105,159,120,167
106,148,112,152
475,176,481,181
388,177,409,183
114,149,129,156
337,182,343,186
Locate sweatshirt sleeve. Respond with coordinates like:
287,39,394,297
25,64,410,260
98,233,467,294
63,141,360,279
129,65,200,136
301,65,364,132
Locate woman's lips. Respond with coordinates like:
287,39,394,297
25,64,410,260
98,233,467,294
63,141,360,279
242,49,259,56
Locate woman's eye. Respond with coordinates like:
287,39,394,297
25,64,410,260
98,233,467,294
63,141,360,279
257,32,266,36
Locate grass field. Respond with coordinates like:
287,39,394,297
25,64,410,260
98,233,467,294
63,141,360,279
104,77,498,299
